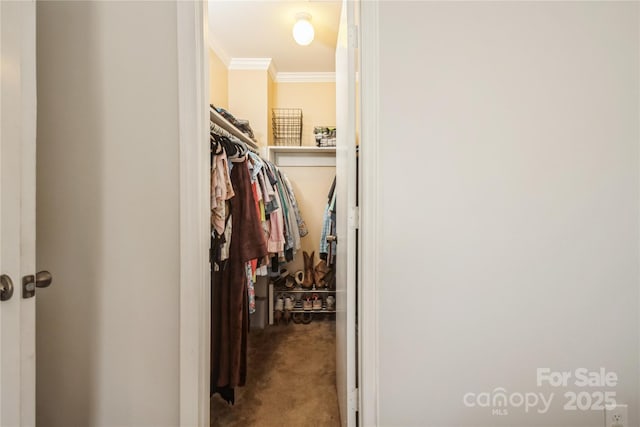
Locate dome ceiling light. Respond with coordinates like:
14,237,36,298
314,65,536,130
292,12,314,46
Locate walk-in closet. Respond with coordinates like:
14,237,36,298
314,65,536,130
206,1,357,425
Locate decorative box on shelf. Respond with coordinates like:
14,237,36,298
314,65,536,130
314,126,336,147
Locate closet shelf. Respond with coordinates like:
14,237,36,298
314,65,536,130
268,146,336,154
210,107,259,150
268,146,336,167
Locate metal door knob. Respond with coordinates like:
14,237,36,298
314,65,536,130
35,271,52,288
0,275,14,301
22,271,52,298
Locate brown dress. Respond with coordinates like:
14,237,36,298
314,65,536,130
211,159,267,397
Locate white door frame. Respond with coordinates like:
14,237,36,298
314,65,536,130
175,1,381,425
358,2,380,426
176,2,211,426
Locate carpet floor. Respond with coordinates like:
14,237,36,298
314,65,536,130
210,319,340,427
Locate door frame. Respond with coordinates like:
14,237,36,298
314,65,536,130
358,2,380,426
176,2,211,426
175,1,381,425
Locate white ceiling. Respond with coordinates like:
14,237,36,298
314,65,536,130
208,0,342,73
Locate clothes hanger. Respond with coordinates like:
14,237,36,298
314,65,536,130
210,133,226,155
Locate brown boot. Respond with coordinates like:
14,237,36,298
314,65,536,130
315,259,329,289
302,251,315,289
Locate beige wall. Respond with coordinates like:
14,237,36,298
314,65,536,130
36,2,180,426
228,69,269,146
273,82,337,272
280,165,335,274
376,2,639,425
274,82,336,146
271,82,337,273
209,48,228,108
267,73,275,146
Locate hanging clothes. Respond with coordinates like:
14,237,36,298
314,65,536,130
209,106,308,404
320,176,337,265
211,160,267,401
211,148,234,236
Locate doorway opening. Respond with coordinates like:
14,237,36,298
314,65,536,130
205,1,358,425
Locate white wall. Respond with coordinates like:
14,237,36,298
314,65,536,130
375,2,639,426
36,2,180,426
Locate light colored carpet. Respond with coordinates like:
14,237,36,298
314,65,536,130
211,319,340,427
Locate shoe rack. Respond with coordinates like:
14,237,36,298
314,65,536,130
270,284,336,325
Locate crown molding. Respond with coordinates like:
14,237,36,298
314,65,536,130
207,35,230,67
275,72,336,83
228,58,278,81
206,51,335,84
268,61,278,82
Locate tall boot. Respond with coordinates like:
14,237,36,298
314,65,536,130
302,251,315,289
315,259,329,289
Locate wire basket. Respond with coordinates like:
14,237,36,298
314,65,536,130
272,108,303,146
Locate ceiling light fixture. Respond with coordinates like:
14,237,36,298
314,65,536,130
292,12,314,46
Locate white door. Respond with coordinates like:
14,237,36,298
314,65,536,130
0,1,37,426
335,0,358,425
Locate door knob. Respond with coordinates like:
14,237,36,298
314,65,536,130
36,271,52,288
22,271,52,298
0,275,14,301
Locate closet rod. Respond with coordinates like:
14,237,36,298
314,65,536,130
210,107,259,150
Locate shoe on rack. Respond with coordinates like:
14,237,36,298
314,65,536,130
283,310,292,325
303,298,313,311
285,275,296,289
274,310,283,325
302,251,315,289
275,296,284,312
284,296,294,311
314,260,330,289
273,268,289,287
312,294,322,311
274,296,284,325
283,295,295,325
326,295,335,311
